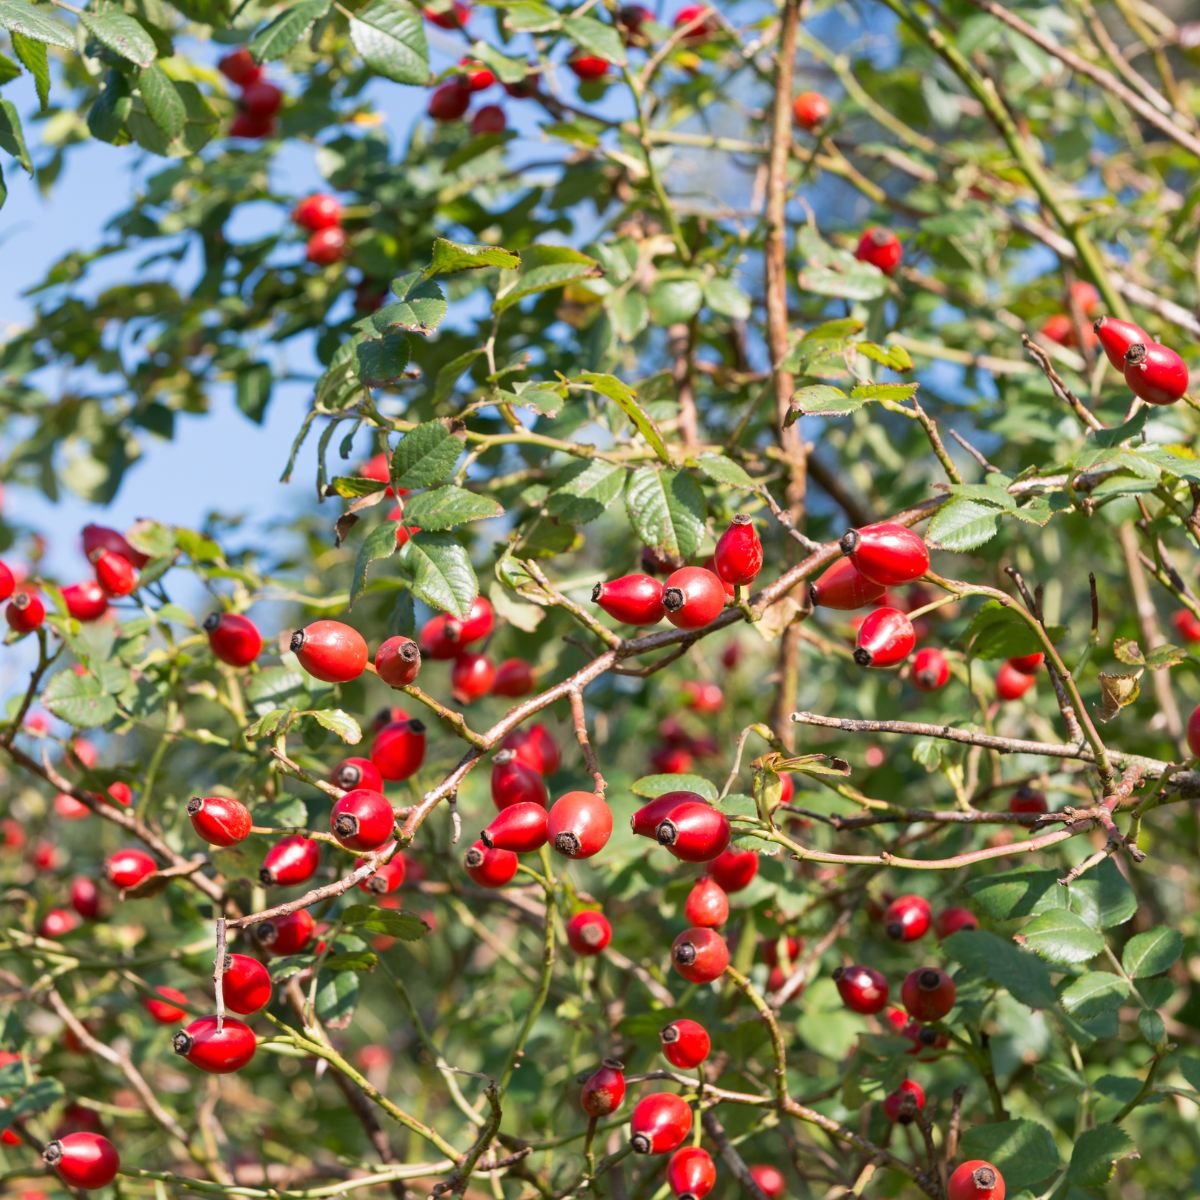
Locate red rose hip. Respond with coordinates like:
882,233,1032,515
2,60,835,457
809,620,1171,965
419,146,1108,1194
713,515,762,586
188,795,253,847
291,620,368,683
173,1015,257,1074
671,927,729,984
43,1132,120,1189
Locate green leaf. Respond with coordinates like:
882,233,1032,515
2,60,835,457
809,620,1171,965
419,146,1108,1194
704,276,751,320
250,0,331,60
81,10,157,66
235,361,272,424
124,79,218,156
1121,926,1182,978
577,372,670,464
137,65,186,138
849,382,918,402
608,290,649,341
308,708,363,744
0,0,73,49
562,14,624,64
943,930,1056,1009
926,498,1000,551
647,277,703,323
356,332,411,386
959,1120,1061,1192
1066,1124,1135,1187
351,522,398,603
494,244,600,313
624,468,706,559
168,0,231,21
42,670,118,729
427,237,519,277
1021,909,1104,965
350,0,428,84
245,666,315,717
964,601,1059,661
390,422,461,489
1068,858,1137,930
400,486,502,530
0,98,31,174
1059,972,1130,1019
398,534,477,618
789,385,857,417
315,968,359,1030
11,33,49,109
433,347,483,404
341,904,430,940
375,272,446,333
695,453,755,489
967,868,1061,921
547,459,626,524
631,774,717,802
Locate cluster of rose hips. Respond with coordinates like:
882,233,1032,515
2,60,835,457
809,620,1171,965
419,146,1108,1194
292,192,347,267
219,47,283,140
1094,313,1191,406
427,58,509,134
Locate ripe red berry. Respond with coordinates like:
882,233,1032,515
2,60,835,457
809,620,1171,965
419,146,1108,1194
493,658,535,696
429,79,471,120
792,90,830,130
948,1161,1005,1200
229,110,274,139
884,894,931,942
684,877,728,927
370,637,420,689
705,847,758,892
1009,785,1047,814
1008,651,1044,674
106,848,157,890
809,558,887,610
671,927,729,984
569,55,610,80
203,612,262,667
656,801,730,863
173,1015,257,1074
1124,341,1190,406
188,795,253,847
592,574,667,625
255,908,315,955
854,607,916,668
331,788,395,851
371,718,427,782
841,523,929,586
218,47,262,87
1093,315,1148,370
39,907,79,938
82,523,148,567
70,877,101,920
142,986,189,1024
566,910,611,955
491,749,549,809
1188,703,1200,757
222,954,272,1014
0,560,13,603
660,1018,710,1068
458,55,495,90
360,856,406,895
451,652,496,703
482,801,549,853
662,567,726,630
995,662,1035,701
632,791,701,838
423,0,469,26
548,790,613,859
43,1132,120,1190
580,1058,626,1115
667,1146,716,1200
290,620,368,683
464,839,519,887
260,835,320,886
673,5,715,41
306,227,347,266
332,756,384,792
713,514,763,587
855,227,903,275
630,1092,693,1154
935,907,978,938
292,193,342,231
682,680,723,714
62,580,108,622
901,967,956,1021
501,723,560,775
882,1078,925,1124
7,590,45,632
650,745,693,774
242,79,283,118
470,104,506,135
833,964,889,1014
750,1165,785,1200
761,933,803,969
912,647,950,690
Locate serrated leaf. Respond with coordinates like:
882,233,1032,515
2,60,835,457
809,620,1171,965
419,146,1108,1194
964,602,1059,661
42,670,118,729
547,459,626,524
11,33,49,109
577,372,670,464
796,261,889,302
398,534,477,618
926,498,999,551
695,454,754,489
401,486,502,530
789,384,857,417
136,64,186,138
245,666,315,716
351,522,398,603
624,468,706,559
631,774,717,802
250,0,330,61
1021,909,1104,965
427,237,519,277
341,904,430,940
375,272,446,333
356,332,410,385
943,930,1056,1009
0,0,73,48
350,0,427,83
308,708,363,744
1145,643,1187,670
855,340,912,371
1066,1124,1135,1187
315,968,359,1030
390,422,461,489
0,99,31,173
562,14,624,64
1060,972,1130,1019
1096,671,1140,722
1112,636,1143,666
494,244,599,314
959,1120,1060,1192
81,10,157,66
1121,926,1181,978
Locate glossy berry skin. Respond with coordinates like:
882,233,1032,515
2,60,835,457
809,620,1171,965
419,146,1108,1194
43,1132,120,1190
713,515,762,586
935,907,978,938
242,79,283,118
482,801,549,853
667,1146,716,1200
750,1165,785,1200
1189,703,1200,757
569,55,610,80
502,724,560,775
333,756,384,792
632,791,701,838
260,835,320,886
222,954,272,1014
107,782,132,807
883,1079,925,1124
451,653,496,703
629,1092,692,1154
1094,315,1148,370
371,719,427,782
854,607,916,669
842,523,929,586
204,612,262,666
464,840,519,887
219,46,262,86
901,967,957,1021
1124,341,1190,406
255,908,315,955
291,620,368,683
469,105,506,135
662,567,726,630
810,558,888,610
651,744,693,774
493,658,535,696
792,90,830,130
229,110,274,138
375,636,422,688
592,574,666,626
580,1059,626,1116
420,596,494,657
566,911,611,955
6,590,45,632
673,5,714,41
671,927,729,984
1009,785,1047,814
459,56,496,90
292,193,342,231
39,908,79,938
855,227,902,275
0,560,12,604
912,647,950,691
306,227,347,266
948,1161,1005,1200
995,662,1035,701
1008,651,1044,674
705,846,758,892
762,934,803,969
188,795,252,847
549,790,612,859
62,580,108,622
492,750,549,810
142,986,188,1024
106,848,157,890
429,80,471,120
424,0,469,27
173,1015,257,1074
70,877,101,920
684,877,729,927
660,1018,710,1068
331,788,395,851
883,894,931,942
82,523,148,567
656,801,730,863
833,964,889,1014
360,855,406,895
